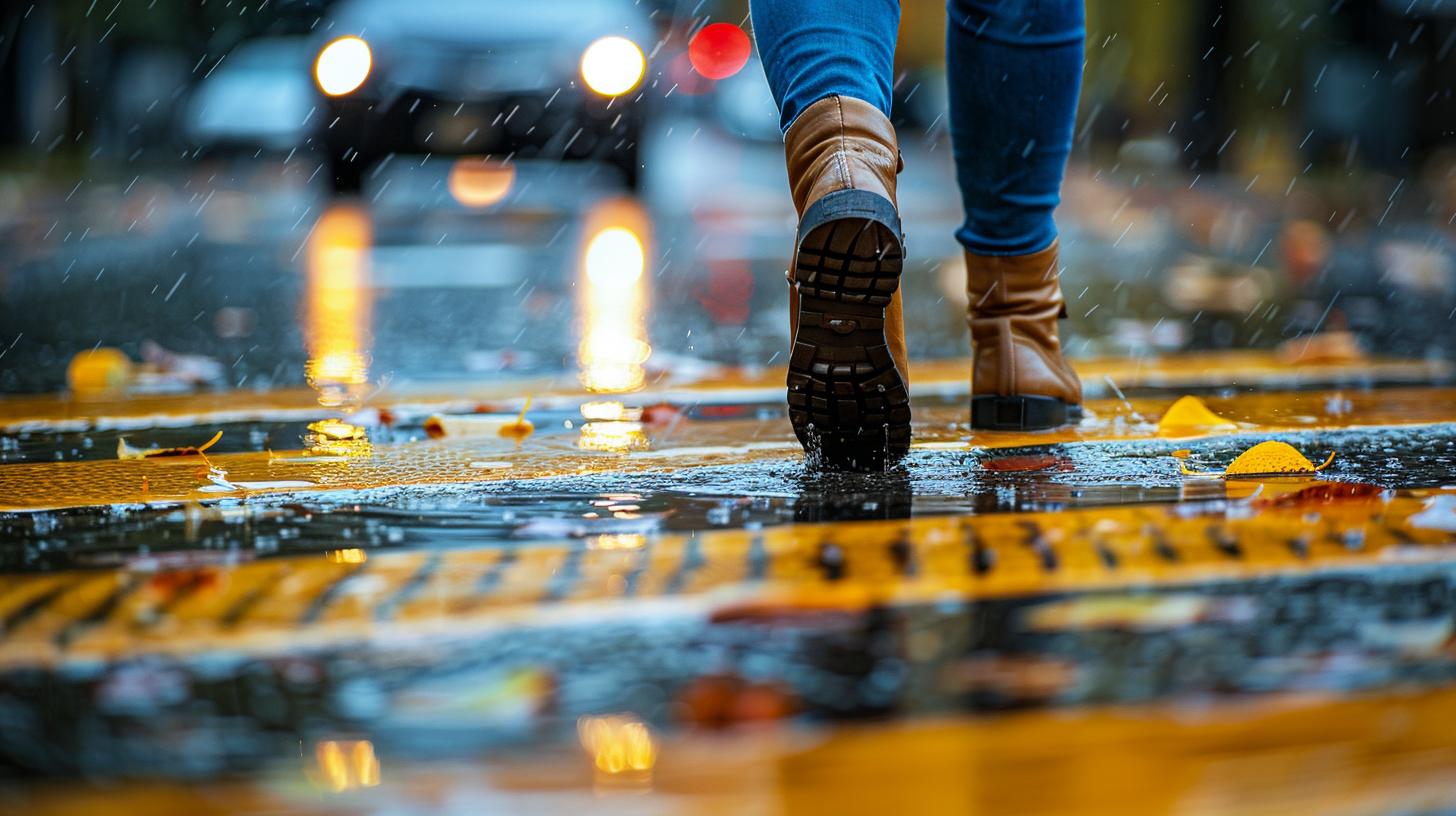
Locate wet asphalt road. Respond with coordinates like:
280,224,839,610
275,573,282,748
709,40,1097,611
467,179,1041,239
2,421,1454,572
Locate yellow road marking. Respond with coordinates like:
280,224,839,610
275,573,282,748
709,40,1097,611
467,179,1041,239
393,548,507,621
5,384,1456,513
0,487,1449,668
315,551,431,625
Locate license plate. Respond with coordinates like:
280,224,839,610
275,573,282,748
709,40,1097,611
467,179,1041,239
420,107,493,150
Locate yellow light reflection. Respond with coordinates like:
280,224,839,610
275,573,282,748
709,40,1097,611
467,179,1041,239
590,533,647,550
586,228,645,286
309,739,380,791
304,206,373,408
578,714,656,790
581,401,643,422
305,419,373,458
578,401,649,452
577,420,649,452
448,159,515,208
326,548,368,564
578,198,651,394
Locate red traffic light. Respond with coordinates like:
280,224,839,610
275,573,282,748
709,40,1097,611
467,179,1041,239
688,23,752,80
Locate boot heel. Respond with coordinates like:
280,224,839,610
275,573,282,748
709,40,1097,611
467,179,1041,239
970,395,1079,431
788,190,909,471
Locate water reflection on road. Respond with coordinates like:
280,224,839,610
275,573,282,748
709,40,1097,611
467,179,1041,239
577,196,652,394
303,205,373,408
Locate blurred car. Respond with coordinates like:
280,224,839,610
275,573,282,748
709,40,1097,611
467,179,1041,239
312,0,655,193
182,37,318,154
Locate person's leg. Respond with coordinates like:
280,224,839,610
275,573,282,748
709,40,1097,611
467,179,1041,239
750,0,900,132
947,0,1086,431
946,0,1083,255
750,0,911,471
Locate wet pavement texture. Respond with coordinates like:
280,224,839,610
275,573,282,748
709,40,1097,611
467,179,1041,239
4,113,1456,813
2,421,1455,570
2,364,1456,811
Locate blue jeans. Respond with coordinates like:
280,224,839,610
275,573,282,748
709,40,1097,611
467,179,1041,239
750,0,1084,256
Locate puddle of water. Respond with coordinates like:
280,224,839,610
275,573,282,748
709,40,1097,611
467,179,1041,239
3,425,1453,573
4,558,1456,783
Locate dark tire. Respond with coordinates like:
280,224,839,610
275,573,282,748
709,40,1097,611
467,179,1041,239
328,150,367,196
786,188,909,472
612,141,641,190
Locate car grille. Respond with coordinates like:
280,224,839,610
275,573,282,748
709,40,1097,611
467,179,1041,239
392,41,562,95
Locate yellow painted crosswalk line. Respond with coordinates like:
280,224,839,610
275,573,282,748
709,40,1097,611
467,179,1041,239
227,558,362,628
678,531,752,593
632,534,692,597
143,561,288,644
4,384,1456,513
393,548,508,621
0,574,77,627
0,487,1451,667
315,551,432,625
3,574,129,665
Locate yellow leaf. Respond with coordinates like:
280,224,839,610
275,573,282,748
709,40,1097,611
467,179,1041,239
1157,395,1237,436
117,430,223,460
498,396,535,444
1225,440,1334,476
67,347,133,392
1178,440,1336,478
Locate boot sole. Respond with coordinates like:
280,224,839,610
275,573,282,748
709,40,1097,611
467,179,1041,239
970,395,1084,431
788,189,910,472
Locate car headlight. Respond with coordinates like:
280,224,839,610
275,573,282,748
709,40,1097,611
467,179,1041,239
315,36,372,96
580,36,645,97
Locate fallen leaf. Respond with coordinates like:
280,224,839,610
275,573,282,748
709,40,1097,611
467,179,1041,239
425,398,534,444
68,347,133,392
1178,440,1335,478
981,453,1072,472
118,430,223,460
498,397,535,444
1157,395,1238,436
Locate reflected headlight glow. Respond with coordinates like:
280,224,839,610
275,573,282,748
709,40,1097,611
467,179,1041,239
304,206,373,408
580,36,645,97
448,159,516,208
586,227,644,286
309,739,380,791
577,199,651,394
315,36,372,96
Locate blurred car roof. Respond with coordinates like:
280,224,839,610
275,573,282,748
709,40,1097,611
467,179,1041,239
183,37,316,151
328,0,654,47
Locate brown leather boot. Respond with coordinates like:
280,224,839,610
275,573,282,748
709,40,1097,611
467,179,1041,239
783,95,910,471
965,241,1083,430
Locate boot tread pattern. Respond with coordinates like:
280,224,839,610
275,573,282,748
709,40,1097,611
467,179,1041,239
788,211,909,472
